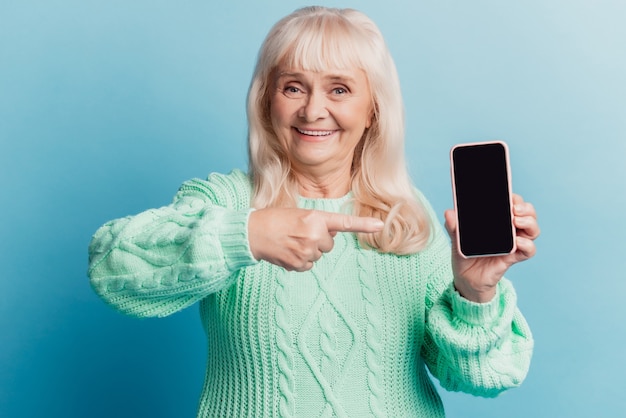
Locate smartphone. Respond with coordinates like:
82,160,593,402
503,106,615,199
450,141,516,258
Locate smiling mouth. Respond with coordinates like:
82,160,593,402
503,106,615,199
295,127,337,137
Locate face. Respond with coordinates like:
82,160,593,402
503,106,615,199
270,66,374,178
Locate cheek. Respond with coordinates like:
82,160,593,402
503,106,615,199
269,109,289,147
351,108,373,133
268,101,291,149
269,99,280,126
364,114,372,129
343,99,374,131
363,101,375,129
270,95,296,126
365,107,374,129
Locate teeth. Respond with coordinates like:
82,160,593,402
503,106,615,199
296,128,334,136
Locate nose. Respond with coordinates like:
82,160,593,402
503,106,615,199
300,91,329,122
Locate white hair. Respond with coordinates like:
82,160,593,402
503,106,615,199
247,6,431,254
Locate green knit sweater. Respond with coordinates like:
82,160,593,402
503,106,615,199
88,169,533,417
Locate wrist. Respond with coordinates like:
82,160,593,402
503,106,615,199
453,280,497,303
219,208,258,270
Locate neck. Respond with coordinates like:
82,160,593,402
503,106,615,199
293,166,352,198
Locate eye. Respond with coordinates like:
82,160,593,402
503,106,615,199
282,83,304,98
332,87,348,95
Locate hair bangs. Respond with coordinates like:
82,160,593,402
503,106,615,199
249,6,431,254
279,14,370,73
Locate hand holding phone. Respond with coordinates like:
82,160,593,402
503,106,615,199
450,141,516,258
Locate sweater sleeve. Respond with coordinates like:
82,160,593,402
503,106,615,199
87,170,258,318
418,194,534,398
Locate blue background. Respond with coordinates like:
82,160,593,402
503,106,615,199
2,0,625,417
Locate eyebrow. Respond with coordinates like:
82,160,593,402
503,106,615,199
277,71,357,84
327,74,356,84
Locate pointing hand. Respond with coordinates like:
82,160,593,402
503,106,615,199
249,208,384,271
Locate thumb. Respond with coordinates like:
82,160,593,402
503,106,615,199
443,209,457,240
322,212,385,234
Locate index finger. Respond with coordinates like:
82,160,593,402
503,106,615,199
512,194,536,217
322,212,385,233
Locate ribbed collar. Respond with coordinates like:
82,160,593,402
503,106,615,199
297,192,354,213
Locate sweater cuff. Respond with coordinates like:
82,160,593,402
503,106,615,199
218,208,258,271
450,280,514,327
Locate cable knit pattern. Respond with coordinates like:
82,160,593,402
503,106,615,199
275,267,296,417
356,247,385,417
88,170,534,417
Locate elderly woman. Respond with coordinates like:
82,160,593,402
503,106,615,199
88,6,540,417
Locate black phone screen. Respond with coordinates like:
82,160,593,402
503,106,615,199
451,142,515,257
